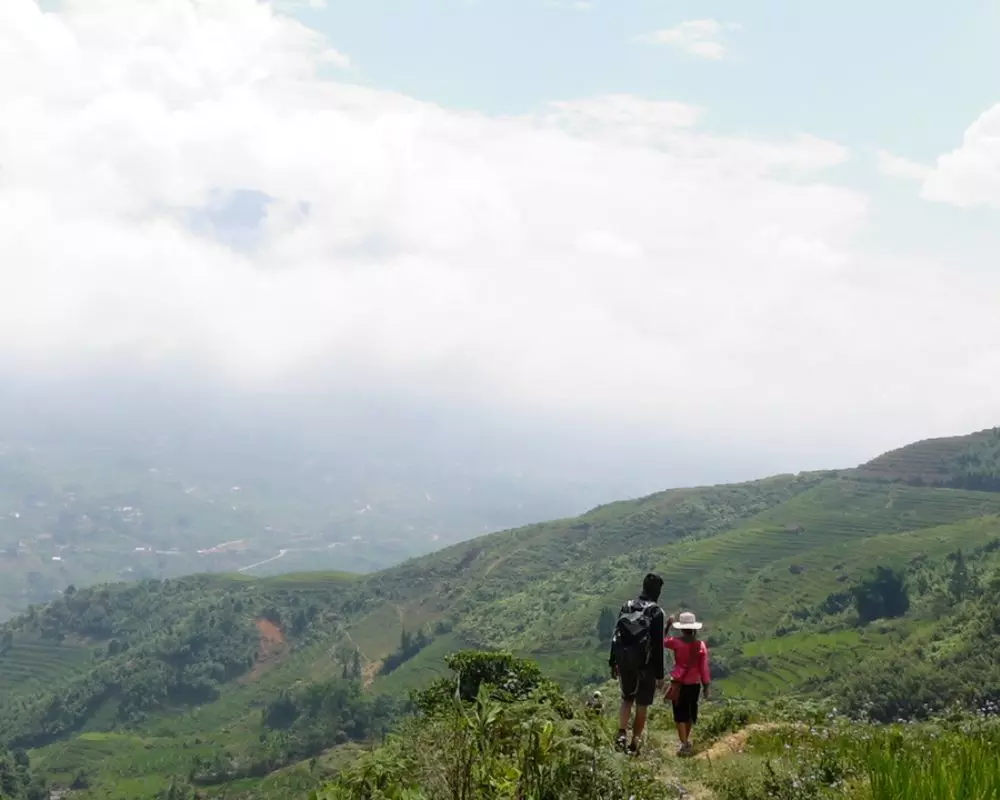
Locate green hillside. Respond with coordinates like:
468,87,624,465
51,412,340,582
2,427,1000,798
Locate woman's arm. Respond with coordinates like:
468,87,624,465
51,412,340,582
663,615,677,649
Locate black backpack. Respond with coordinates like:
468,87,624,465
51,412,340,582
612,598,657,671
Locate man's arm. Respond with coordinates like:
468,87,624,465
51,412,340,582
701,644,711,698
609,607,619,676
651,608,665,681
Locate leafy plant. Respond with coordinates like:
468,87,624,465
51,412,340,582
320,670,657,800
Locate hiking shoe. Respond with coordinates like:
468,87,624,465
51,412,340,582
615,731,628,751
627,741,640,756
678,741,694,757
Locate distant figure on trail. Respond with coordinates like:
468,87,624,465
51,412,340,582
586,690,604,713
664,611,711,756
608,573,665,755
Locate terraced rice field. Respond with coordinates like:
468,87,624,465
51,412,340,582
34,731,221,799
750,480,1000,536
723,629,887,699
0,635,93,693
256,571,361,588
736,516,1000,626
852,427,996,484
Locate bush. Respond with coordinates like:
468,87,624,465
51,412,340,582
412,651,571,719
851,566,910,624
318,684,657,800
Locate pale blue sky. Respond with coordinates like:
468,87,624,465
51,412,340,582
296,0,1000,161
290,0,1000,263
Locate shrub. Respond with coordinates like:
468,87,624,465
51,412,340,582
412,651,571,719
318,686,656,800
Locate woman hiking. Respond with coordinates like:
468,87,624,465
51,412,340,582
663,611,711,756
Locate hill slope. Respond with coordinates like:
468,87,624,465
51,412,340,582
2,426,1000,798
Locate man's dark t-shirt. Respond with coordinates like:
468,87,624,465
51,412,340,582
608,594,664,706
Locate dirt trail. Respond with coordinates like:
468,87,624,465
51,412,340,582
693,722,784,761
649,722,786,799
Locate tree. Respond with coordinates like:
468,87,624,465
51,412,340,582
852,565,910,624
596,606,617,643
948,549,972,602
412,651,571,718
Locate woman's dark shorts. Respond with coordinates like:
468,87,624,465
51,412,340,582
618,667,657,707
672,683,701,724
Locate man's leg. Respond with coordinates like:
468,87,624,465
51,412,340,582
632,703,649,741
616,665,640,749
616,700,631,750
628,673,656,753
618,699,633,733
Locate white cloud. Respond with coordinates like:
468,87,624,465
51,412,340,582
1,0,999,461
876,149,932,181
918,104,1000,208
637,19,731,60
274,0,328,10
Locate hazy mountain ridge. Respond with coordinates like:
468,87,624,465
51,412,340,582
0,423,621,621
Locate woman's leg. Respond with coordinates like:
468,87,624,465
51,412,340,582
678,685,700,751
671,688,688,744
688,684,700,736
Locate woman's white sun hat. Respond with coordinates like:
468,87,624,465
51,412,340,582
672,611,703,630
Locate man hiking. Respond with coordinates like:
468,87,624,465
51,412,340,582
608,573,665,754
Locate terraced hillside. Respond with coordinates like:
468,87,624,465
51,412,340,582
0,634,94,695
1,427,999,798
852,426,1000,487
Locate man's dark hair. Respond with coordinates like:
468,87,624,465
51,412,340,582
641,573,663,602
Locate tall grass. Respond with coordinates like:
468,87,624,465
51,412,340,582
863,729,1000,800
707,716,1000,800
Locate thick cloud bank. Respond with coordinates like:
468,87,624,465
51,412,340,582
921,104,1000,209
2,0,998,470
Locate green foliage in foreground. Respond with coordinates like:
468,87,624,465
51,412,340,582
707,715,1000,800
0,743,46,800
312,658,1000,800
410,650,571,719
317,653,656,800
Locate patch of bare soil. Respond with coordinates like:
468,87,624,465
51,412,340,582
362,658,383,688
242,618,287,682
